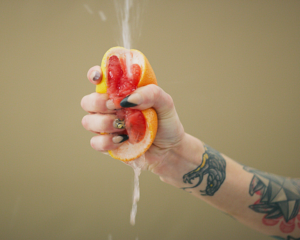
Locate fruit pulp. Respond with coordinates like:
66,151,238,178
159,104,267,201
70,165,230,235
107,55,146,144
107,55,141,106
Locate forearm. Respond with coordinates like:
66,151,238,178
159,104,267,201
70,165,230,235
154,133,300,239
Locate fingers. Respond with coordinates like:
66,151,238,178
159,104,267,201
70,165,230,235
87,66,102,85
90,134,128,152
82,114,124,134
84,65,131,154
107,84,175,116
81,92,116,114
82,112,129,152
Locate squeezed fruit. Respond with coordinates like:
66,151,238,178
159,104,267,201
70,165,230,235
96,47,158,161
108,55,146,144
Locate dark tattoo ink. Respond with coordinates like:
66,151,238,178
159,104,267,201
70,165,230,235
244,167,300,234
244,166,300,222
287,237,300,240
272,236,300,240
182,144,226,196
272,236,285,240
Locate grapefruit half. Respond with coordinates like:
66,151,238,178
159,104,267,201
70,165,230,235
96,47,158,161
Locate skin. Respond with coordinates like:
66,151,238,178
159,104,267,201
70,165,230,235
81,66,300,239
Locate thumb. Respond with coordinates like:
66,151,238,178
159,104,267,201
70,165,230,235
119,84,174,117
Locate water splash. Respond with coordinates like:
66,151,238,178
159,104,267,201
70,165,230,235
127,155,146,225
113,0,147,78
114,0,147,49
114,0,131,49
114,0,132,77
83,4,107,22
98,11,107,22
83,4,94,14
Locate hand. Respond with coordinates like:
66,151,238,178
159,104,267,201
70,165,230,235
81,65,185,175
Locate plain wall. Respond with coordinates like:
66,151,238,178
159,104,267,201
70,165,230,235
0,0,299,239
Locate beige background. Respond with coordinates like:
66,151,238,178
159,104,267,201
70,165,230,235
1,0,299,239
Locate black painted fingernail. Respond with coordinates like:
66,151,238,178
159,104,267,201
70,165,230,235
92,71,100,81
119,134,129,143
120,95,138,108
112,134,129,144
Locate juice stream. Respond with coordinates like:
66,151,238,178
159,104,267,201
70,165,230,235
127,155,146,225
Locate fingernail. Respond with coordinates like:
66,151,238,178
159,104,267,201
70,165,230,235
106,99,116,110
113,119,125,129
112,134,129,144
120,93,142,108
91,70,100,81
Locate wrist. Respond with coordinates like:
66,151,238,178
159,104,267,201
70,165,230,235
154,133,205,188
172,133,205,166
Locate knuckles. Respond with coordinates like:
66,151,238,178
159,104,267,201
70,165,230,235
142,84,175,111
163,92,175,110
82,113,119,134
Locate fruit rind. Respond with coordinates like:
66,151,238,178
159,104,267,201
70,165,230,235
108,108,158,162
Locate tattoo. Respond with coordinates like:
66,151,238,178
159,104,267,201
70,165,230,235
182,144,226,196
244,167,300,233
272,236,285,240
272,236,300,240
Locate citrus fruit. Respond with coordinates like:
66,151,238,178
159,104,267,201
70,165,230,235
96,47,158,162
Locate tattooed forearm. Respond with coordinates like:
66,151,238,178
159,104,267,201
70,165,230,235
182,144,226,196
244,166,300,234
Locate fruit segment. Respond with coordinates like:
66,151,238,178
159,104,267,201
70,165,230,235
116,109,146,144
107,55,141,107
107,55,146,144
